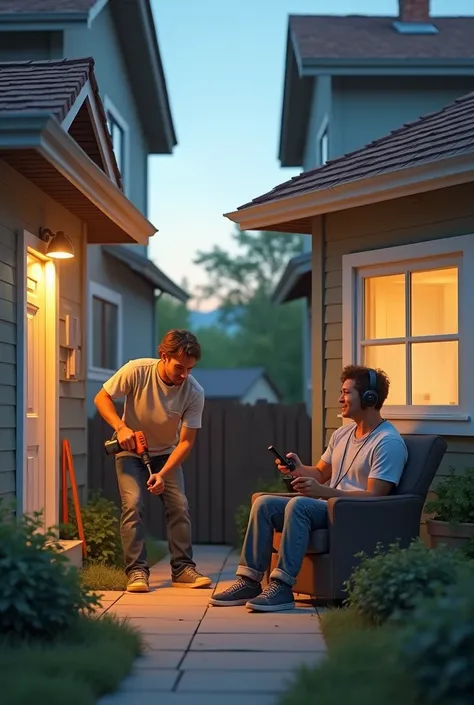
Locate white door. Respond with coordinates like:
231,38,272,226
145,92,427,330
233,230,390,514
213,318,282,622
25,252,46,516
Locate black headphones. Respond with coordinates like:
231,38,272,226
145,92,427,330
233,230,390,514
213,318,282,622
361,368,378,408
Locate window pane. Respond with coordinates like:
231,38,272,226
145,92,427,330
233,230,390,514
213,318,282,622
412,341,458,405
411,267,458,336
364,344,406,405
364,274,405,340
103,301,118,370
92,297,103,368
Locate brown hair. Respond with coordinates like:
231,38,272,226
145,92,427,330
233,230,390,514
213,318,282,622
341,365,390,410
158,329,202,361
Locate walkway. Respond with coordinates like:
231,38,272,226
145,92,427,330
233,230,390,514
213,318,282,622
97,545,327,705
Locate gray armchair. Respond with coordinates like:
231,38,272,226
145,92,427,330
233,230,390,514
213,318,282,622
252,434,447,601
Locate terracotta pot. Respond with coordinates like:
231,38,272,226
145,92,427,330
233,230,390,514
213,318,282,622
426,518,474,550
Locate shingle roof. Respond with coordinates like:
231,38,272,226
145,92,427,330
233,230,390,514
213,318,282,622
192,368,280,401
239,90,474,210
0,58,91,121
290,15,474,61
0,1,97,12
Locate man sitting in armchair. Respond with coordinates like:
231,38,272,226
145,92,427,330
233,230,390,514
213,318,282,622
209,365,408,613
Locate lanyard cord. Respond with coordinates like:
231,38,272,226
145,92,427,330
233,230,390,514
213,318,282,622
331,419,386,489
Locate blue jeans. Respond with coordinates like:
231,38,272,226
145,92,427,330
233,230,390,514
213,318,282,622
237,495,328,587
115,454,195,577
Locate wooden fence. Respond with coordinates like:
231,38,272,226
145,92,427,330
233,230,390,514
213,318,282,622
88,400,311,546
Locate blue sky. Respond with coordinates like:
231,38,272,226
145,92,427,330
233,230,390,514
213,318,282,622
148,0,473,310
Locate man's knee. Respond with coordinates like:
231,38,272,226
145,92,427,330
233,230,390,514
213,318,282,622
250,494,274,516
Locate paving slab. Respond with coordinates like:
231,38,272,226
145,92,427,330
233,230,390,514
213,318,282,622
118,670,179,692
109,606,207,621
133,652,185,669
126,619,199,634
178,668,296,693
180,650,326,670
142,634,194,651
204,604,315,619
99,695,276,705
197,615,322,633
190,632,326,652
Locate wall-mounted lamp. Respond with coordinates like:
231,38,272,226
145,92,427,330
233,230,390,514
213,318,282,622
39,228,75,259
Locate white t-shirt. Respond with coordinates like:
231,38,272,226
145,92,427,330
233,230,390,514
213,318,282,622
103,358,205,457
321,420,407,492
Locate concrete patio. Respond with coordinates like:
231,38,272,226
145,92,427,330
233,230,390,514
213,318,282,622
97,545,327,705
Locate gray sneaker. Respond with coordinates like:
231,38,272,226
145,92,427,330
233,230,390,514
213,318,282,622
209,577,262,606
126,569,149,593
246,579,295,612
172,566,212,588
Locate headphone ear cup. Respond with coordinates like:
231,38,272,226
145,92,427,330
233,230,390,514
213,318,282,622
361,390,378,408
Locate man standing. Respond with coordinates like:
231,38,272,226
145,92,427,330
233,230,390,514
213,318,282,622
94,329,211,593
210,365,408,612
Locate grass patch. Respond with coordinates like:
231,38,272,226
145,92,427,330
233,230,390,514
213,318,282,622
81,537,168,591
320,604,373,649
0,613,142,705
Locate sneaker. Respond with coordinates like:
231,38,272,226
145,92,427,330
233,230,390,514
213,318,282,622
126,569,149,593
209,577,262,606
246,579,295,612
172,566,212,589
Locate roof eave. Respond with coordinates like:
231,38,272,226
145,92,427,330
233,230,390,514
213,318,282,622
272,252,311,304
301,57,474,77
0,112,156,245
225,151,474,233
0,11,90,31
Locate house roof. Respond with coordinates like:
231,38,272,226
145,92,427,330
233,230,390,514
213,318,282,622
272,251,311,305
290,15,474,62
102,245,189,302
191,367,280,401
0,0,177,154
0,57,122,187
280,13,474,166
233,89,474,224
0,57,157,246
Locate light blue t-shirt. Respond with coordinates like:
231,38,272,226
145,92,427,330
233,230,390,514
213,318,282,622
321,420,407,491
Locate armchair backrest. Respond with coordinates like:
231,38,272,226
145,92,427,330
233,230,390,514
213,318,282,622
392,434,447,499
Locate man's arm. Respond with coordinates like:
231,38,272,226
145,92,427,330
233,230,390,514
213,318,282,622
292,476,395,499
94,388,126,433
300,460,332,485
157,426,198,478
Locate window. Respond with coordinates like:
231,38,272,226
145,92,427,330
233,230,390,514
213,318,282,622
342,234,474,435
104,96,129,192
88,282,122,381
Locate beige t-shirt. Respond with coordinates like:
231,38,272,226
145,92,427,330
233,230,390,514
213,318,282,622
102,358,205,457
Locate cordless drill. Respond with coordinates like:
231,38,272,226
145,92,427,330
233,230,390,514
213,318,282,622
104,430,153,477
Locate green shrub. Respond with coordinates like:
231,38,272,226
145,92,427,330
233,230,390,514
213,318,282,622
234,476,285,545
0,506,100,640
61,492,122,565
344,540,467,626
401,573,474,705
425,467,474,524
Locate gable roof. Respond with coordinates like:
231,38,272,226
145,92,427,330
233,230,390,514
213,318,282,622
280,13,474,166
0,0,177,154
226,90,474,233
192,368,281,401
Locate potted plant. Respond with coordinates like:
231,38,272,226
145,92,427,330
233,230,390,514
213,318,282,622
425,467,474,550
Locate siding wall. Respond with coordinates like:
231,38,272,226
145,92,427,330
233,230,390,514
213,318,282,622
314,182,474,481
0,157,88,507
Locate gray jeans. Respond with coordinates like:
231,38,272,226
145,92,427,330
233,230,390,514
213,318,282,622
115,454,195,577
236,494,328,587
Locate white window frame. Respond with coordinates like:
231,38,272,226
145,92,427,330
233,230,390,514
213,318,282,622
342,233,474,436
104,95,130,196
317,115,329,166
88,281,123,382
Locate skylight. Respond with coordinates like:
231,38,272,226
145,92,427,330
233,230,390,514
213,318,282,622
392,21,439,34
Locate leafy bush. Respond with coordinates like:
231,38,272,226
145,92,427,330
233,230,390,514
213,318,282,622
234,476,285,545
61,492,122,565
425,467,474,524
401,573,474,705
0,506,100,640
344,540,467,625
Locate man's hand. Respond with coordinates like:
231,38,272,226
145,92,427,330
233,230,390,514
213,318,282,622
116,424,135,451
291,476,331,498
275,452,304,476
147,473,165,495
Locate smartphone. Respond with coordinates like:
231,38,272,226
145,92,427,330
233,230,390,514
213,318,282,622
267,445,296,471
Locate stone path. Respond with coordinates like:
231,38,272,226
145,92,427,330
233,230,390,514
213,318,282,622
97,545,327,705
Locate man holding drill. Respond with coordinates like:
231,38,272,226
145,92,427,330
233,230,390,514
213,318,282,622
94,329,211,593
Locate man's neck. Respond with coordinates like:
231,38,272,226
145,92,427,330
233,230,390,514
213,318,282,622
353,412,384,438
157,360,174,387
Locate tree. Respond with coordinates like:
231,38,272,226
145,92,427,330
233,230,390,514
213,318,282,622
193,228,306,402
155,293,190,341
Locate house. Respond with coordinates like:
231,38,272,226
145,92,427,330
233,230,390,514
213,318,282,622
0,0,188,421
273,0,474,405
0,58,162,548
192,368,281,405
225,89,474,496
